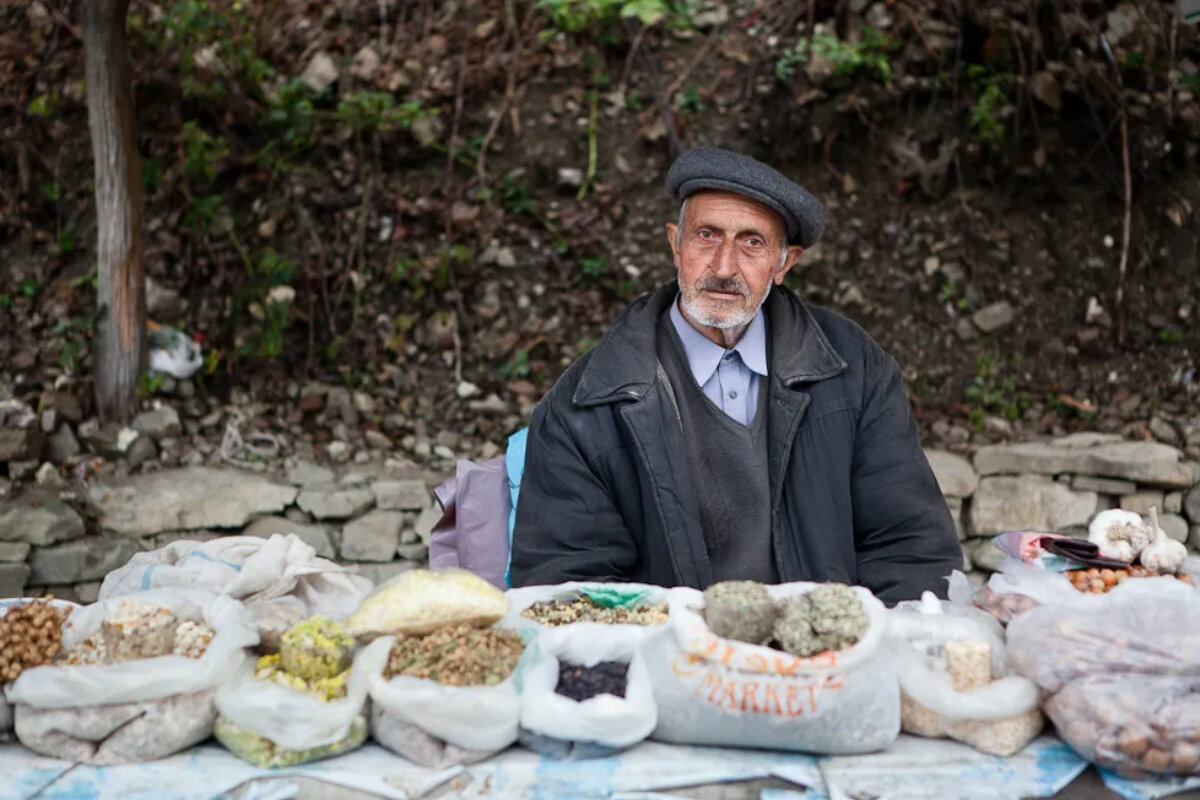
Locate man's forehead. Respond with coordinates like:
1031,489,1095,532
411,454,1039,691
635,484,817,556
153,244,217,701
684,191,787,234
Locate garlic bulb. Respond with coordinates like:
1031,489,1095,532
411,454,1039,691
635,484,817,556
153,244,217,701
1140,531,1188,574
1087,509,1154,563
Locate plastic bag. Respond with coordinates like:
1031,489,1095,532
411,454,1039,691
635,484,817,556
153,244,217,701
368,634,520,767
429,458,510,590
15,689,215,765
0,598,78,738
644,583,897,755
519,626,657,756
888,592,1042,756
345,568,507,639
5,589,257,764
1007,578,1200,777
99,534,373,642
214,635,389,767
501,582,671,651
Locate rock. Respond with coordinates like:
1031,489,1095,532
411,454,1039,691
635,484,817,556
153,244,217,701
409,115,444,149
145,276,186,320
1191,525,1200,551
8,460,37,481
0,563,30,596
77,420,122,458
285,460,336,487
495,248,517,268
327,441,351,462
131,406,182,439
372,479,429,511
152,530,222,549
125,434,159,469
1119,491,1165,515
396,541,428,561
469,395,509,414
414,505,440,544
1149,416,1180,446
88,466,297,536
966,538,1006,572
1071,475,1137,495
325,388,358,426
34,462,62,488
296,485,374,520
435,430,460,449
365,430,393,449
340,510,403,561
690,1,729,27
298,394,324,414
349,560,418,586
1158,514,1188,543
433,444,455,460
0,542,30,561
1186,485,1200,523
456,381,481,399
557,167,583,188
39,391,83,424
352,392,376,415
243,515,335,559
969,475,1098,537
300,51,338,93
479,441,501,460
0,427,43,461
28,537,139,584
349,45,380,79
0,494,86,546
40,410,57,434
1165,492,1183,515
971,301,1015,333
974,437,1194,488
450,201,479,226
960,543,972,572
75,581,101,604
924,450,979,498
946,497,965,541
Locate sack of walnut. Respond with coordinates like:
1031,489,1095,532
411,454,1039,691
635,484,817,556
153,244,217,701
888,592,1043,756
0,598,78,739
5,589,258,764
1007,577,1200,778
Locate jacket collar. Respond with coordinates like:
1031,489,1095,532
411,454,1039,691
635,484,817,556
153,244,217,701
573,280,847,407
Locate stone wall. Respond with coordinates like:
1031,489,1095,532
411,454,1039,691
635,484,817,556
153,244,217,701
0,461,442,601
2,432,1199,601
926,433,1200,579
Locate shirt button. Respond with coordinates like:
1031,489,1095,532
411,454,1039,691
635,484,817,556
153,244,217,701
728,390,738,399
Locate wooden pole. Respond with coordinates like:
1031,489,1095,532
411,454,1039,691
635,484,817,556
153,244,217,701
82,0,145,424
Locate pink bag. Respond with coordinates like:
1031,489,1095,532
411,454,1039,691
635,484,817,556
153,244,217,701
429,458,511,590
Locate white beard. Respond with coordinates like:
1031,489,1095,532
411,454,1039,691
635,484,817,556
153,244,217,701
680,281,772,330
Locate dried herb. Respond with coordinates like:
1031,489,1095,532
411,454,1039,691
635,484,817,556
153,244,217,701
280,616,354,682
774,583,869,657
555,660,629,702
522,596,668,627
703,581,777,645
384,624,523,687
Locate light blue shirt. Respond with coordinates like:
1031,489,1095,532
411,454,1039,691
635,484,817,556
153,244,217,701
669,297,768,427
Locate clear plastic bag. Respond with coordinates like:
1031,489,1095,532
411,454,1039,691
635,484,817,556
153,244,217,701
888,592,1042,756
345,569,508,639
4,590,257,764
519,626,657,753
214,635,389,766
1007,578,1200,777
367,634,520,767
644,583,898,755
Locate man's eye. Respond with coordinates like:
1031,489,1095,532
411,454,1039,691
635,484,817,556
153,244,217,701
745,238,762,247
698,230,714,239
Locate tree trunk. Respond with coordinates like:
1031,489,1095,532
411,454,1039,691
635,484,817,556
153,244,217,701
83,0,145,424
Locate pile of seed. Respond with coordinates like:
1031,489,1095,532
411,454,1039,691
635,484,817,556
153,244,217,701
522,596,668,627
384,624,524,687
555,660,629,702
0,599,69,682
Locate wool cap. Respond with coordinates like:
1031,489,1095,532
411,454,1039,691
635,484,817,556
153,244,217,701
665,147,825,248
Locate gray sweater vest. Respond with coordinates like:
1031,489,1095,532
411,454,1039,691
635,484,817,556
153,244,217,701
656,311,779,584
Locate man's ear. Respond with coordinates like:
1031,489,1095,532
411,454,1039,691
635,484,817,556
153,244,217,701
666,222,681,268
774,245,804,284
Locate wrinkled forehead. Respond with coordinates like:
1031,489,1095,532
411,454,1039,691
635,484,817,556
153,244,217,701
680,191,787,240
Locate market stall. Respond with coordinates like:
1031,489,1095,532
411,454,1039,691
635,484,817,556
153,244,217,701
2,517,1200,800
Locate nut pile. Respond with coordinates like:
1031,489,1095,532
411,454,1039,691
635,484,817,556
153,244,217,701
0,599,69,682
522,596,668,627
384,624,524,687
57,604,215,666
555,660,629,702
1066,567,1194,594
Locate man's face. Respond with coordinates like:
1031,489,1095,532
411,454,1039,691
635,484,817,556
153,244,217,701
666,191,802,331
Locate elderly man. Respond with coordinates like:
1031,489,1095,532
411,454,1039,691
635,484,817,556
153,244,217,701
509,147,960,604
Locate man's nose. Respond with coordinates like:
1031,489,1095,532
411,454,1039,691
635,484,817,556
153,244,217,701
709,241,738,278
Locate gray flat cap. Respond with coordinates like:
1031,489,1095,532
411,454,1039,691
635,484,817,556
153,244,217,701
665,147,825,248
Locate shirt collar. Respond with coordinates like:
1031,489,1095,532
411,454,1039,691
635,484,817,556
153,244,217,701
669,295,769,385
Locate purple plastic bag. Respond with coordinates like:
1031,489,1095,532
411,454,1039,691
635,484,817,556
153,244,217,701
429,458,511,590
